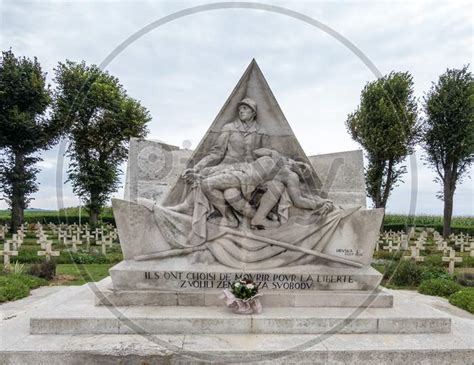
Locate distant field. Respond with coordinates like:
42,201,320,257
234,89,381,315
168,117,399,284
384,214,474,228
1,210,472,230
0,207,113,224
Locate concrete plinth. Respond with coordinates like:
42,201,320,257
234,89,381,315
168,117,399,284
1,281,473,364
95,277,393,308
30,279,449,336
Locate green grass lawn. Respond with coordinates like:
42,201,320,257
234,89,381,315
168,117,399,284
55,264,114,285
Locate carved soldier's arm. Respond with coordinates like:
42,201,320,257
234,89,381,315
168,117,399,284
182,131,230,182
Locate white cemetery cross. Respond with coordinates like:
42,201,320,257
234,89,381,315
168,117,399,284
465,239,474,257
0,240,18,267
17,229,25,241
400,233,409,250
434,237,445,249
383,239,399,253
442,248,462,275
403,246,424,262
437,240,449,255
376,236,384,252
35,224,43,233
392,236,402,249
415,238,426,251
37,241,60,261
9,234,22,251
82,230,93,250
110,228,118,242
65,231,74,243
454,239,465,253
37,235,50,249
70,235,83,252
58,230,67,244
98,236,113,255
93,228,102,242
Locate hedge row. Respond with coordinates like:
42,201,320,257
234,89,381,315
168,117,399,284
0,214,115,226
384,214,473,227
383,223,474,235
0,212,474,235
1,214,473,235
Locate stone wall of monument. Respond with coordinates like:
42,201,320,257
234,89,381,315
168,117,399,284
124,138,193,203
124,139,366,207
308,150,366,207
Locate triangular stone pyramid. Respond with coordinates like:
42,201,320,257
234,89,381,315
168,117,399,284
163,59,322,206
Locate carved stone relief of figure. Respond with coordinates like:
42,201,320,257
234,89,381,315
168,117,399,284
113,60,384,271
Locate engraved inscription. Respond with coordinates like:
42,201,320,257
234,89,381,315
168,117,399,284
143,271,355,291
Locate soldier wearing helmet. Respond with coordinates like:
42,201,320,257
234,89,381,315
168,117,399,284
180,97,285,228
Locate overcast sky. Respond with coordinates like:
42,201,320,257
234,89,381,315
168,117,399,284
0,0,472,215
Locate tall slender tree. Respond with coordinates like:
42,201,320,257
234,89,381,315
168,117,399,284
52,61,150,225
346,72,419,209
0,50,61,232
422,65,473,237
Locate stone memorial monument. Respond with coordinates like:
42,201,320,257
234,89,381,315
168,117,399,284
106,59,388,307
15,60,470,364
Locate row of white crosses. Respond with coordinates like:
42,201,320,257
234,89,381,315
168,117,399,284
453,233,474,256
403,246,424,262
0,224,24,267
0,221,120,268
47,223,117,254
377,230,407,252
431,230,465,274
34,223,61,262
403,231,427,262
381,234,408,252
433,231,474,256
7,234,23,251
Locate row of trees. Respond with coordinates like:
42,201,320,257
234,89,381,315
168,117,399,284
346,66,473,237
0,50,150,231
1,49,471,237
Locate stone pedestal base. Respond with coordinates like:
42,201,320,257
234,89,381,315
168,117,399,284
2,281,473,364
105,259,392,308
96,277,393,308
30,278,449,336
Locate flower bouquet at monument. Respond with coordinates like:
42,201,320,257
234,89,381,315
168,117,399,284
220,278,262,314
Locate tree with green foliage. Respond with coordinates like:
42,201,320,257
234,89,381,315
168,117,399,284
0,50,62,232
422,65,473,237
346,72,419,209
52,60,150,225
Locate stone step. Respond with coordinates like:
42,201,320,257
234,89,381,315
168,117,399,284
30,301,450,335
3,333,473,365
3,281,473,365
95,286,394,308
